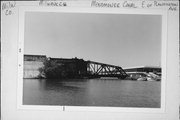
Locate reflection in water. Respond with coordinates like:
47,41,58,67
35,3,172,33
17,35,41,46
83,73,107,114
23,79,161,107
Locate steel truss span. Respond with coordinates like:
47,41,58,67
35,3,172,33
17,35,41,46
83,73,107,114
87,61,127,79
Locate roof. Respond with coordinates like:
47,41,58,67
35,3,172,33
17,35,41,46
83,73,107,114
49,57,84,61
24,54,46,57
123,66,161,70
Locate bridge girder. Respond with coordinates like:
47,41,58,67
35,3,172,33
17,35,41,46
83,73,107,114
87,61,127,79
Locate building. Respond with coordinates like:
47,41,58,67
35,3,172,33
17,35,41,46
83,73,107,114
123,66,161,81
49,57,88,77
23,55,88,79
23,55,46,78
124,66,161,75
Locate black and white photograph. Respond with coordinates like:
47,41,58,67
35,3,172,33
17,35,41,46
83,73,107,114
22,11,163,108
2,0,179,119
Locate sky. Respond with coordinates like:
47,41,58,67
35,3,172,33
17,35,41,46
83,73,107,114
24,12,161,68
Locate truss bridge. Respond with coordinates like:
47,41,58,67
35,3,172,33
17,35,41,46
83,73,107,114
86,61,127,79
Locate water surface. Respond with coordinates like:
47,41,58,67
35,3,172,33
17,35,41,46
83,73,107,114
23,79,161,108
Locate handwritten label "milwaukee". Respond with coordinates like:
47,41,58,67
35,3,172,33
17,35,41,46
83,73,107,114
39,0,67,7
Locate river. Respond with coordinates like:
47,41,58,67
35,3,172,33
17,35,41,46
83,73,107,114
23,78,161,108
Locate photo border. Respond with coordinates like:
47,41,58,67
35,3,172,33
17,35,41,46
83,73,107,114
17,6,167,113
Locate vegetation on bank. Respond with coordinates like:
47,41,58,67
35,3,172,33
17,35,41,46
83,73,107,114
39,59,86,79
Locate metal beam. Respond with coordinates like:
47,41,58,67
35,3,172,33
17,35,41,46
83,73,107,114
86,60,127,79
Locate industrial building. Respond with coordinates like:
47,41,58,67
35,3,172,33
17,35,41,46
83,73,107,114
23,55,88,78
123,66,161,81
48,57,88,78
23,55,47,78
124,66,161,74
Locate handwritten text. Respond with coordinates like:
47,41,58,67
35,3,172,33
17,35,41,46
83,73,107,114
2,1,16,16
39,0,67,7
91,0,179,11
